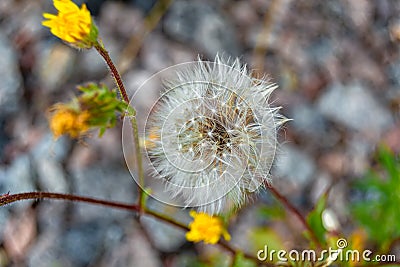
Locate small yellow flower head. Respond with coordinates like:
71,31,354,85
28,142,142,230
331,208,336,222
42,0,98,48
49,105,90,139
48,83,132,139
186,211,231,244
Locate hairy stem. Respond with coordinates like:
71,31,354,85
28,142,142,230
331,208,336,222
94,43,129,103
94,42,145,212
0,192,140,212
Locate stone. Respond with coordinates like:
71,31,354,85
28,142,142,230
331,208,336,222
60,222,104,266
31,134,69,163
99,221,162,267
70,166,136,222
0,31,22,115
317,82,393,137
273,145,316,188
1,155,35,195
290,103,328,138
37,42,76,92
140,199,188,252
164,0,239,57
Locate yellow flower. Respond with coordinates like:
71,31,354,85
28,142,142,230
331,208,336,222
49,105,90,139
42,0,97,48
186,211,231,244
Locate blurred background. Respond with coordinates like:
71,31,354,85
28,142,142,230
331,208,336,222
0,0,400,266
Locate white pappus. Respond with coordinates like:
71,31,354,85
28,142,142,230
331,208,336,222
145,56,288,214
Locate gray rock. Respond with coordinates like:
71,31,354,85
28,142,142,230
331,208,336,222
36,160,68,192
317,82,393,137
60,222,104,267
0,208,10,241
140,215,187,253
36,42,76,92
29,212,110,267
76,47,108,79
29,221,105,267
306,37,335,66
140,199,188,252
36,202,67,232
273,145,316,188
0,31,22,114
0,155,35,213
346,135,373,176
27,230,64,267
0,119,9,159
141,34,174,72
164,0,239,57
99,221,161,267
290,103,328,138
31,134,69,192
70,166,136,221
388,58,400,86
1,155,35,194
31,134,69,163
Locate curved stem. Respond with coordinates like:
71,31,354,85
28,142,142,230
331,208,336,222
94,42,145,212
267,185,322,248
144,208,188,231
1,191,274,266
0,192,139,212
94,43,129,103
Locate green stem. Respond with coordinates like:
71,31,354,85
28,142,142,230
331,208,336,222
94,42,145,212
131,116,145,212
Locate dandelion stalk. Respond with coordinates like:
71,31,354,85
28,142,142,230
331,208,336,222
94,42,146,212
94,43,129,103
131,116,145,211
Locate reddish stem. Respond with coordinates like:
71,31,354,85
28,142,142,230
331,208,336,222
94,44,129,103
1,191,274,266
267,185,322,248
0,192,139,211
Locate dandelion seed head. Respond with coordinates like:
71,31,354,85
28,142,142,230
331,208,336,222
124,56,287,214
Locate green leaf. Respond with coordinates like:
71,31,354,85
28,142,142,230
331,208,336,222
306,194,327,245
258,205,285,220
248,227,285,260
233,253,257,267
351,146,400,249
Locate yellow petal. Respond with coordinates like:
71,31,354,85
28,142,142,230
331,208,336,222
54,0,79,13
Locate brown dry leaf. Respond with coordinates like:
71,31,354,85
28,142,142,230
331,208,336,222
3,208,37,261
